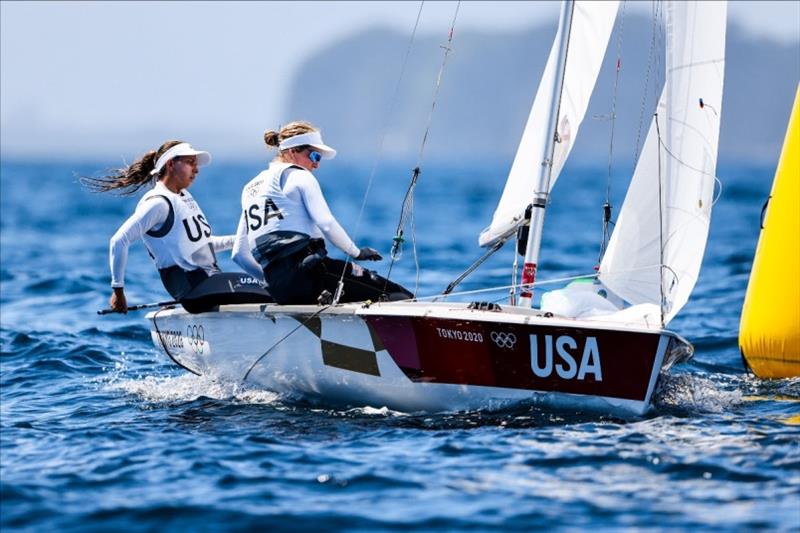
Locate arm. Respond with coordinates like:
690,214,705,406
291,171,360,258
108,198,169,312
209,234,236,252
231,211,266,283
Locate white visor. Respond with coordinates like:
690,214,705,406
150,143,212,175
277,131,337,160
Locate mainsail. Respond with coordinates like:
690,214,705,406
599,1,727,325
479,1,619,247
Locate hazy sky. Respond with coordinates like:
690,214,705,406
2,1,798,160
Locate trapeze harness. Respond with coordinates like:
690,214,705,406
240,163,411,304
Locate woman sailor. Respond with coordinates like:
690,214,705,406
232,121,411,304
84,140,269,313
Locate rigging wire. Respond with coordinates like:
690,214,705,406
509,240,520,305
410,195,421,295
598,0,627,262
375,262,669,304
427,271,606,303
655,112,666,327
385,1,462,294
331,2,425,304
632,0,663,164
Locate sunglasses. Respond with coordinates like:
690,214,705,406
307,150,322,163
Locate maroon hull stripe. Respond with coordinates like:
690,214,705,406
366,316,661,402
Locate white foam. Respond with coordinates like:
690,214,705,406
656,373,743,413
347,405,408,417
108,373,279,405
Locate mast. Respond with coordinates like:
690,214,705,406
518,0,575,307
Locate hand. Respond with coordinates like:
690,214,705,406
110,287,128,314
356,246,382,261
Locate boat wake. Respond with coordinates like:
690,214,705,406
654,372,743,414
108,373,279,406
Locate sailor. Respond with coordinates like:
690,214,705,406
232,121,412,304
84,140,271,313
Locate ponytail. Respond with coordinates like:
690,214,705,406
81,140,183,195
264,121,316,152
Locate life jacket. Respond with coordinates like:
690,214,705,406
139,182,220,277
240,163,325,265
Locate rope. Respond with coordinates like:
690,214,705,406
288,263,670,308
152,307,201,376
415,2,460,167
428,272,601,303
633,1,663,164
509,240,520,305
410,194,420,295
423,262,671,303
332,2,425,304
599,0,627,262
242,305,332,382
657,134,721,182
386,1,461,291
655,112,666,327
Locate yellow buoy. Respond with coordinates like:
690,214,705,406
739,83,800,378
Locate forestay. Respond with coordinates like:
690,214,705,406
599,1,727,325
479,1,619,247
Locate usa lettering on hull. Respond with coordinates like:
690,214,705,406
367,316,662,401
530,334,602,381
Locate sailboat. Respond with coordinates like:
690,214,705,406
145,0,727,416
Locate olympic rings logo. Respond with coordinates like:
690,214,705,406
186,324,205,355
490,331,517,349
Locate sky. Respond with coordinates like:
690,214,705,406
1,1,799,160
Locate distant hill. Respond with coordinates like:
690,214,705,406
286,14,799,167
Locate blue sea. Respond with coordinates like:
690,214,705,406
1,158,798,531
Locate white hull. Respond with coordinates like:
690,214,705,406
146,301,692,416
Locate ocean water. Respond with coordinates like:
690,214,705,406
1,159,798,531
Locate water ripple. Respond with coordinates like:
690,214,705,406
2,163,798,531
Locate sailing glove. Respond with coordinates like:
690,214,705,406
357,246,382,261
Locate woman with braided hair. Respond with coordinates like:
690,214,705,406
84,140,270,313
232,121,411,304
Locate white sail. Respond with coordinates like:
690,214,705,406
479,1,619,247
599,1,727,325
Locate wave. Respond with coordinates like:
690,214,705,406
655,372,744,414
108,373,279,406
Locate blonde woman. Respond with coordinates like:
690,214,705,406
232,122,411,304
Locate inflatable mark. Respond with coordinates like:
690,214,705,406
739,84,800,378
